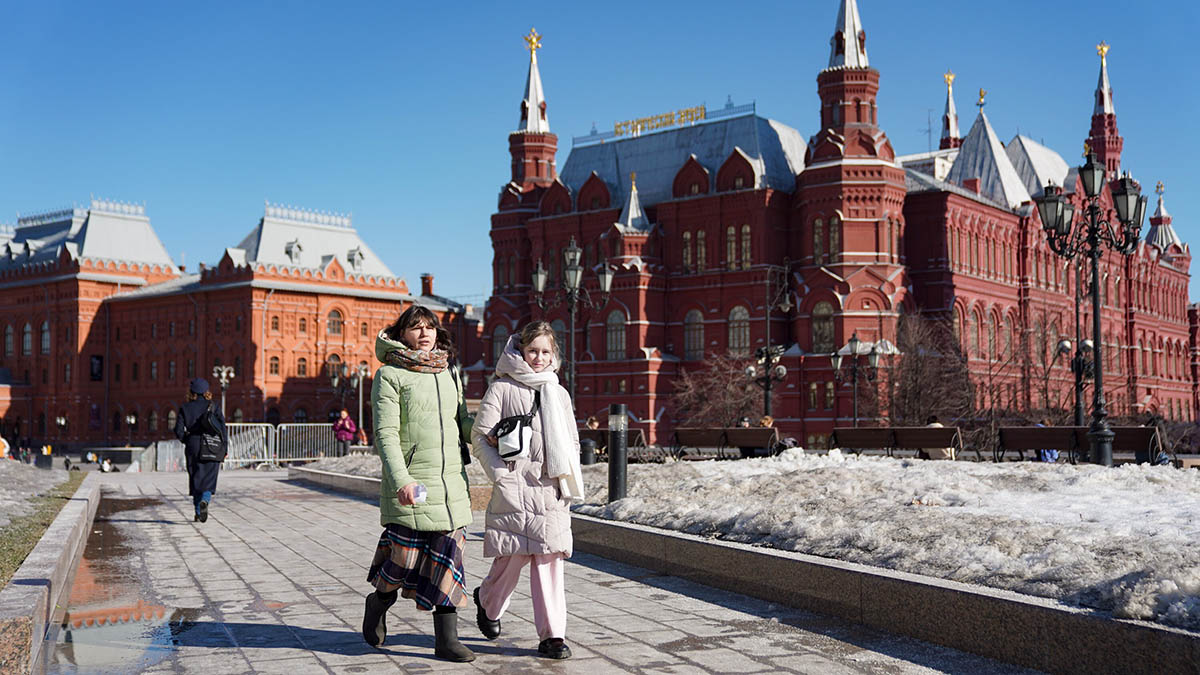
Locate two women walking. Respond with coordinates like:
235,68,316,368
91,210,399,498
362,309,581,662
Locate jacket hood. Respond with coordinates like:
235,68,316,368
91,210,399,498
375,330,408,363
495,334,560,380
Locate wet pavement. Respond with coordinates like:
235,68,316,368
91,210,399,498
44,471,1038,674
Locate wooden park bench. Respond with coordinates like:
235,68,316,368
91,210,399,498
724,427,781,458
577,428,648,459
996,426,1162,464
671,428,732,459
832,427,967,460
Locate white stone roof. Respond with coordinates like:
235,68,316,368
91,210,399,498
827,0,869,69
234,202,395,278
518,44,550,134
945,112,1031,208
904,168,1009,211
560,114,806,209
1005,135,1069,197
615,177,651,233
0,199,178,273
1147,192,1182,250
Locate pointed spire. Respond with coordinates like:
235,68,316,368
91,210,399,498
940,70,961,149
1094,41,1115,115
1147,181,1182,250
827,0,868,69
518,28,550,133
616,172,649,231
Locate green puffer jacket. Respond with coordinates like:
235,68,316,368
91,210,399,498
371,332,473,531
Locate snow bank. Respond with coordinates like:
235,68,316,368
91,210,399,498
574,450,1200,631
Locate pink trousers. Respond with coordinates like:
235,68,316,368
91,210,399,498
477,553,567,640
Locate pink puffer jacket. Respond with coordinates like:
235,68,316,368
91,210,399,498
471,349,574,559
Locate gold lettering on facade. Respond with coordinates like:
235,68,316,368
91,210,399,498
613,105,707,137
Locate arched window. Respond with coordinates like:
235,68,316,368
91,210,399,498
725,226,736,270
814,219,824,262
606,310,626,360
148,409,158,431
361,322,369,337
808,382,818,409
326,353,342,379
728,306,750,356
550,319,567,360
696,230,707,272
299,318,307,334
167,409,177,431
40,321,50,354
269,356,280,375
682,232,692,272
740,225,751,269
829,216,840,261
327,310,343,336
988,316,998,361
1004,316,1015,359
812,302,834,353
215,317,222,334
294,407,308,422
683,310,704,360
492,325,509,364
271,315,279,331
297,357,308,377
4,326,12,356
825,381,835,409
233,408,244,423
22,323,32,355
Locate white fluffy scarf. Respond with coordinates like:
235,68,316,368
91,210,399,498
495,335,585,501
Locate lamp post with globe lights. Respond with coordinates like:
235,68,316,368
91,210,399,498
832,333,880,428
212,365,236,418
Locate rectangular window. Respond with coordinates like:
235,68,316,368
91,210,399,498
150,361,158,381
189,319,195,336
808,382,818,409
169,321,175,337
824,381,835,409
114,363,121,382
132,362,139,381
169,360,176,381
187,359,195,378
64,362,71,383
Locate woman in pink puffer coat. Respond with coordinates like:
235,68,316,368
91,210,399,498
470,321,584,660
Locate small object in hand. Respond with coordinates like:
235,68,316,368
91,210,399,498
413,484,428,503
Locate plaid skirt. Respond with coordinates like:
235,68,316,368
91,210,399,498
366,524,468,610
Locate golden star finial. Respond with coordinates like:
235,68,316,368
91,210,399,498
976,88,987,108
1156,181,1165,196
1083,140,1092,157
944,70,955,88
524,28,543,55
1097,41,1110,62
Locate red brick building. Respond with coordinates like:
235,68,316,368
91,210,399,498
0,200,481,448
484,2,1193,445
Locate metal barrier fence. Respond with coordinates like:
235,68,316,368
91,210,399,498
276,423,338,463
148,423,338,470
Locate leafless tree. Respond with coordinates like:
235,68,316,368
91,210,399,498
887,314,973,426
670,354,761,427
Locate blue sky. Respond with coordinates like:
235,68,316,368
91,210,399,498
1,1,1197,302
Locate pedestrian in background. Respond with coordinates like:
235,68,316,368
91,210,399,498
333,409,357,456
362,305,475,662
922,415,956,460
471,321,583,660
1034,418,1059,463
173,378,226,523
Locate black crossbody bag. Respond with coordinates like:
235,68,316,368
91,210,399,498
194,402,227,462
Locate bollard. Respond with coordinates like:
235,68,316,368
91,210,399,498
579,438,596,466
607,403,627,502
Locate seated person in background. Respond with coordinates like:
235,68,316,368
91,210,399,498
585,416,600,430
1034,419,1059,463
100,457,115,473
922,415,955,460
738,417,751,428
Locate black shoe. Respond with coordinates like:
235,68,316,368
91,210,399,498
473,587,500,639
197,501,208,523
433,610,476,662
362,590,397,647
538,637,571,660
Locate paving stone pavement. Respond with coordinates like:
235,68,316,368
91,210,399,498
44,471,1039,674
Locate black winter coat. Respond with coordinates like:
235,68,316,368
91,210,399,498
174,398,228,497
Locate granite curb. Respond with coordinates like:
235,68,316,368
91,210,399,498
0,472,101,675
289,465,1200,674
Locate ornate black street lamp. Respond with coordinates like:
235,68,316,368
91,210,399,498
212,365,236,418
832,333,879,427
745,346,788,418
1035,151,1146,466
1056,338,1094,429
125,412,137,447
532,237,614,403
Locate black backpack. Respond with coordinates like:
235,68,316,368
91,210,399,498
193,402,226,462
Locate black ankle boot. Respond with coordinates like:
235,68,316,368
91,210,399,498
433,609,475,662
361,590,397,647
473,587,501,639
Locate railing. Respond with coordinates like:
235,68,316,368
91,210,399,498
226,423,276,466
275,423,339,463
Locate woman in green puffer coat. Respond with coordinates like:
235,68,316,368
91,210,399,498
361,304,475,662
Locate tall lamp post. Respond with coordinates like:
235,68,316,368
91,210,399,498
746,346,788,418
832,333,880,427
1056,338,1094,430
212,365,236,418
1035,150,1146,466
55,415,67,438
532,237,614,403
125,412,136,447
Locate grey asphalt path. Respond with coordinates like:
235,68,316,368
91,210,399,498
44,471,1038,674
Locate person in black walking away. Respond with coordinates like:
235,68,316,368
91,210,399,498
174,378,227,523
